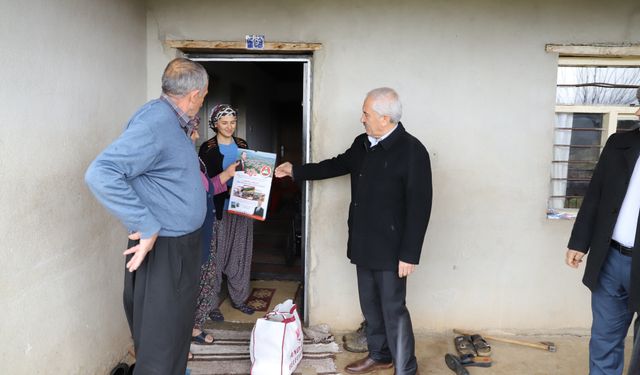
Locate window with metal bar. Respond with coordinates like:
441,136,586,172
548,58,640,219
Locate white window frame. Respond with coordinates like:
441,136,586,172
549,55,640,219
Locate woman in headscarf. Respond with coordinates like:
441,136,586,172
192,104,255,335
188,115,238,347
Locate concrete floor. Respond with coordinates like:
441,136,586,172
194,321,635,374
201,284,636,375
334,332,634,375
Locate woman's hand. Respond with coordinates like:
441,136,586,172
219,161,239,184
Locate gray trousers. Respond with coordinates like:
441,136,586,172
210,211,253,308
124,229,201,375
357,266,418,375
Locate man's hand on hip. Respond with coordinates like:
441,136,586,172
124,231,159,272
398,261,416,278
565,249,585,268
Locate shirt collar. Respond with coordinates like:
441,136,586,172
160,94,194,136
368,124,398,147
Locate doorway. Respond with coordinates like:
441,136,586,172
189,54,312,320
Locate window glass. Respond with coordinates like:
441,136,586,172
565,114,602,208
556,66,640,105
551,114,602,211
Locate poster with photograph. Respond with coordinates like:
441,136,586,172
227,148,276,221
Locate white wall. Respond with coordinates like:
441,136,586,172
0,0,146,373
145,0,640,332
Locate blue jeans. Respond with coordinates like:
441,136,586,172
590,247,634,375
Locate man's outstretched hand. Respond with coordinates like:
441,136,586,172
275,162,293,178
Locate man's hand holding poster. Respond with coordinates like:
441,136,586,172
227,148,276,221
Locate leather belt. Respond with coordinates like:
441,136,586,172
611,239,633,256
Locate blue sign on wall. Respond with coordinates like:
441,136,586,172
245,35,265,49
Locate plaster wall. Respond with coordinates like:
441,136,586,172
146,0,640,332
0,0,146,373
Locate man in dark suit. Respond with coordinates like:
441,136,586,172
236,151,247,172
275,87,432,375
566,88,640,375
253,197,265,218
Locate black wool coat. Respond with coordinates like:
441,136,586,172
293,123,432,270
568,129,640,311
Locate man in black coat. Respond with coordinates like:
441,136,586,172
275,87,432,375
566,88,640,375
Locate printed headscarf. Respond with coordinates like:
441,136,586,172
209,104,237,131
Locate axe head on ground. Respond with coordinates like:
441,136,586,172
541,341,557,352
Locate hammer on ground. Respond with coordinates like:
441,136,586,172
453,328,557,352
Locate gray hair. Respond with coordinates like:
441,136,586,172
161,58,208,97
366,87,402,123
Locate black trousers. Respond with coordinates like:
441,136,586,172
124,229,202,375
357,266,417,375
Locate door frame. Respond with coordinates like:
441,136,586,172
184,52,314,323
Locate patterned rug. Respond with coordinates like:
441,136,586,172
245,288,275,312
219,280,300,323
188,328,339,375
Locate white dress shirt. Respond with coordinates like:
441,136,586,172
612,155,640,248
368,124,398,147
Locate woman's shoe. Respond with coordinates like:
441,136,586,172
232,303,255,315
191,331,214,345
209,309,225,321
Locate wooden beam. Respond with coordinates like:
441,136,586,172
546,43,640,57
559,56,640,66
555,105,638,114
165,40,322,54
